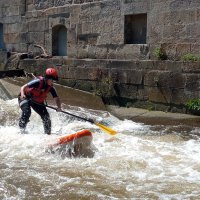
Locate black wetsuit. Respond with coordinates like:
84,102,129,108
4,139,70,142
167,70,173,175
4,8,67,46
18,78,58,134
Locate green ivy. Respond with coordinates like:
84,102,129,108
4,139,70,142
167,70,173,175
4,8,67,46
181,54,200,62
186,99,200,111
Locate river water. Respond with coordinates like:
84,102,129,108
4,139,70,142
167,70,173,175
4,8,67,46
0,98,200,200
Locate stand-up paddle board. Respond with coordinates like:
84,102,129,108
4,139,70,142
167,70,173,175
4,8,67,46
47,129,95,158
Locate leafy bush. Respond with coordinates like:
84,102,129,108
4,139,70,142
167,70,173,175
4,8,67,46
181,54,200,62
186,99,200,111
154,47,167,60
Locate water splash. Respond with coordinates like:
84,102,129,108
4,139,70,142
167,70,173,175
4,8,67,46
0,98,200,199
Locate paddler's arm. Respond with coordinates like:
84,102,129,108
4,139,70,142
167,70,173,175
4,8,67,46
20,84,28,99
54,96,62,112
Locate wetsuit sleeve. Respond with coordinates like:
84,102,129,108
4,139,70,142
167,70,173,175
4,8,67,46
49,87,58,98
27,78,40,88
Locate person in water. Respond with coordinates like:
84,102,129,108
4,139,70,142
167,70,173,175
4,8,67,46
18,67,62,134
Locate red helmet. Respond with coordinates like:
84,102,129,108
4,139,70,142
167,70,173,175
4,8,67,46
45,68,58,81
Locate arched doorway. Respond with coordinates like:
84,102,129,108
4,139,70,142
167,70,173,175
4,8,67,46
0,23,5,49
52,25,67,56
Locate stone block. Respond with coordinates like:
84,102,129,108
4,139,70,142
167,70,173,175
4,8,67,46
71,11,80,25
171,88,188,104
181,62,200,73
81,22,92,34
122,0,148,15
115,44,149,60
159,43,177,60
163,24,186,41
176,43,191,59
144,70,162,87
75,80,96,92
0,50,7,66
187,22,200,40
4,16,22,23
29,32,45,44
28,20,47,32
185,74,200,91
19,43,28,52
113,69,143,85
25,4,35,12
44,32,52,55
57,6,70,14
19,4,26,16
6,5,20,16
145,70,186,89
68,46,78,58
167,72,186,88
114,83,138,99
86,45,96,59
137,86,149,101
26,0,34,5
91,46,107,59
169,0,200,11
4,23,20,34
48,15,69,29
191,44,200,54
20,22,28,32
4,33,20,44
19,32,29,43
77,45,88,59
184,89,200,100
148,86,172,104
197,8,200,21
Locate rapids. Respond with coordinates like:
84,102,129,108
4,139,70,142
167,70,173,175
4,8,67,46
0,98,200,200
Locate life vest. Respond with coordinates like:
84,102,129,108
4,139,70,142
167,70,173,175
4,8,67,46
25,76,52,103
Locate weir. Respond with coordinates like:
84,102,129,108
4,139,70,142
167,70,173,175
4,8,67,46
0,76,106,111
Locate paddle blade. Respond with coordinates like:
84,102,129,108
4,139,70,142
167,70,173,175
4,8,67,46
95,122,117,135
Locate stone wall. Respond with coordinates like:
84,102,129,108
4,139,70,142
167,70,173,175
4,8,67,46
18,58,200,113
0,0,199,60
0,0,199,113
148,0,200,60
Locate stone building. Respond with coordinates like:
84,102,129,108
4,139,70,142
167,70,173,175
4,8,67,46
1,0,200,59
0,0,200,113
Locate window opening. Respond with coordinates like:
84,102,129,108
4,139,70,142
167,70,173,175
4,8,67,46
124,14,147,44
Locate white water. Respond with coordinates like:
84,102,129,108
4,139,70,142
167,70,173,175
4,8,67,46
0,99,200,200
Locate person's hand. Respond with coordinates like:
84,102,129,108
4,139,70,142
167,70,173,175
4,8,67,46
56,107,62,112
20,93,26,100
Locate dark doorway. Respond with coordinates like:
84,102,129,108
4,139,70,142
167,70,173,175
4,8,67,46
52,25,67,56
124,14,147,44
0,23,5,49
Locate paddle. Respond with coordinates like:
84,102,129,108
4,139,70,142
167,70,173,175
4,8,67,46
46,105,117,135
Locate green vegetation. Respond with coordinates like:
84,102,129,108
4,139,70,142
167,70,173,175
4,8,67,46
154,47,167,60
146,101,155,111
186,99,200,112
181,54,200,62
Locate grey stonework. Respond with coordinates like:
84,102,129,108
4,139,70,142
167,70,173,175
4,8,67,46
0,0,199,113
0,0,198,59
17,58,200,113
0,0,200,59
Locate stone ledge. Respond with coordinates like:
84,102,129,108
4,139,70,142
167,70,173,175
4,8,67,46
106,105,200,127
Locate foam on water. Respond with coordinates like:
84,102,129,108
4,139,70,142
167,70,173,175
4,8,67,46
0,98,200,199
